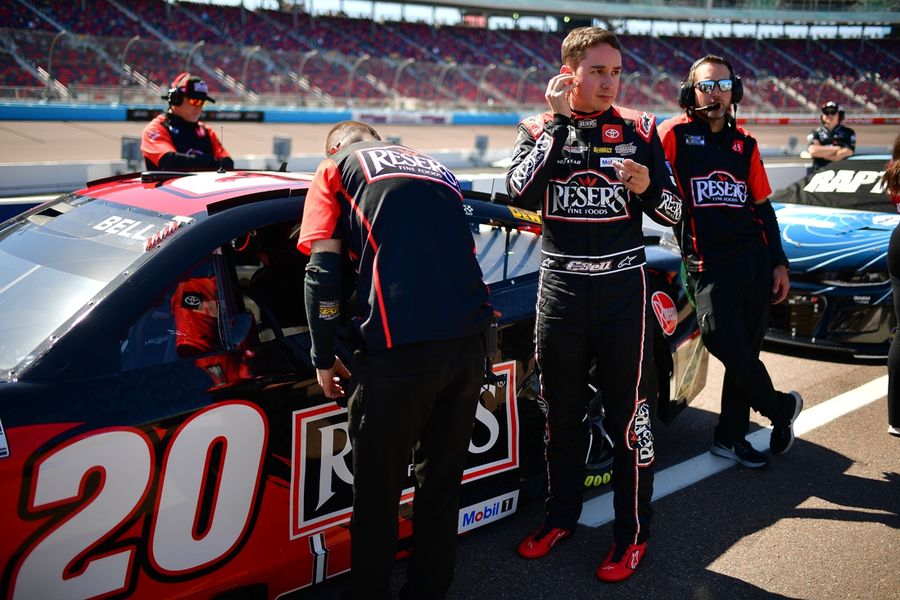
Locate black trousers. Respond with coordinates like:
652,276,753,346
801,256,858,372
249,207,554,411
345,334,485,600
535,267,654,548
688,247,782,444
887,225,900,428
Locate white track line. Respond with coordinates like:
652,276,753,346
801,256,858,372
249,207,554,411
578,375,888,528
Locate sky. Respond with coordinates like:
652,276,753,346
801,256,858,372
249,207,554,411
182,0,891,38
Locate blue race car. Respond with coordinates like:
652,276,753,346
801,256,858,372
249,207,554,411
769,157,895,359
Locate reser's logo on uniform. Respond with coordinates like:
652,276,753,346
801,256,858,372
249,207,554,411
510,134,552,193
627,400,654,466
691,170,748,207
357,145,460,191
546,170,629,221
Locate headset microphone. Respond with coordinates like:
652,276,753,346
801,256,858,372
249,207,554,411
695,103,721,112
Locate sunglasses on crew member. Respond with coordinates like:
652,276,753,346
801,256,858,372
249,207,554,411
821,108,839,116
186,97,206,107
694,79,734,94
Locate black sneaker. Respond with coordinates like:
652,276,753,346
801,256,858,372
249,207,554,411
770,391,803,455
711,439,768,468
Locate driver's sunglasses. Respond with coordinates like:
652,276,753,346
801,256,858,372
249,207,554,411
695,79,733,94
822,108,839,116
186,97,206,107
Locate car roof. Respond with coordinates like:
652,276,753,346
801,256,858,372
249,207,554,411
80,170,315,218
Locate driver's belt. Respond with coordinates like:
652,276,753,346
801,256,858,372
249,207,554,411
540,247,646,276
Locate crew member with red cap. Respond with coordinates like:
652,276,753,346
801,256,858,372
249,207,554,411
141,72,234,171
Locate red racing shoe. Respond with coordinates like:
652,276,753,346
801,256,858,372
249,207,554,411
596,542,647,582
516,525,573,559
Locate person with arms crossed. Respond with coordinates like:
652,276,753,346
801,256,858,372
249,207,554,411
883,132,900,437
807,101,856,171
141,72,234,171
506,26,682,582
657,55,803,469
297,121,493,599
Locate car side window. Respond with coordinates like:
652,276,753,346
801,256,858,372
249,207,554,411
230,221,309,342
121,257,224,370
472,224,541,284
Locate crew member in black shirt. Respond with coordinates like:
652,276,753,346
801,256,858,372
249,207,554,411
658,55,803,470
807,101,856,171
141,72,234,171
297,120,492,600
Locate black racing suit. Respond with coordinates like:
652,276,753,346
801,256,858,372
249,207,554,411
506,108,682,547
807,123,856,171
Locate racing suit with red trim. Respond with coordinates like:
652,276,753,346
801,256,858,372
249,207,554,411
658,113,789,445
506,107,682,547
171,276,251,386
141,112,233,171
297,141,492,599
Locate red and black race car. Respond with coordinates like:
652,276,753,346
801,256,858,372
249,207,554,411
0,170,706,598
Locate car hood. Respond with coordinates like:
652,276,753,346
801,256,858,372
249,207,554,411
774,202,897,273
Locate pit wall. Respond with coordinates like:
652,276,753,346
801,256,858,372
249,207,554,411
0,102,890,198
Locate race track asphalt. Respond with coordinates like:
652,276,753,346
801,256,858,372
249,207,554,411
0,122,895,164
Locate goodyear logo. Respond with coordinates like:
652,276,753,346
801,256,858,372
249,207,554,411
458,491,518,532
509,206,542,224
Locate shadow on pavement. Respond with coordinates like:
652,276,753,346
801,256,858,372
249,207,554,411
441,436,898,600
290,420,896,599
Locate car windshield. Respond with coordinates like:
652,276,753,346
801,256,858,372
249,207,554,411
0,195,181,373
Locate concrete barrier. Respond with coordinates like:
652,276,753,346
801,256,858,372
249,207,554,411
0,147,514,197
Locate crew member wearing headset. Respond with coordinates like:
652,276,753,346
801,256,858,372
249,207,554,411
807,101,856,171
658,55,803,470
141,72,234,171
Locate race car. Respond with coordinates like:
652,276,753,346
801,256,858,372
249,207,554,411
769,156,895,359
0,169,706,598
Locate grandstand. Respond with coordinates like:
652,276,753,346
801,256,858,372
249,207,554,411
0,0,897,114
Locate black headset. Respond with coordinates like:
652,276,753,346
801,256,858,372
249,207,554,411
164,72,192,106
678,55,743,110
821,101,845,122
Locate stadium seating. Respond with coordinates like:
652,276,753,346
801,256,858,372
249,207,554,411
0,0,896,112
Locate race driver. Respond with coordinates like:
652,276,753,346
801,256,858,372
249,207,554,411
141,72,234,171
505,26,682,583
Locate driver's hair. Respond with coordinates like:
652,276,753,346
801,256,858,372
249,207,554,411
561,27,621,69
325,121,381,157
